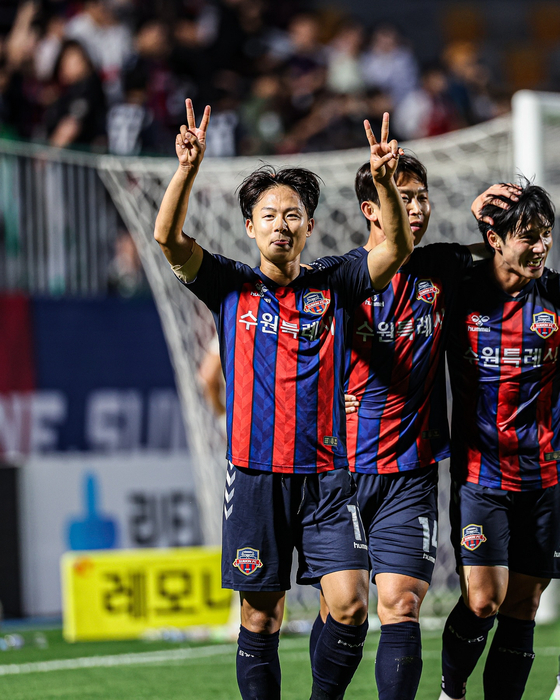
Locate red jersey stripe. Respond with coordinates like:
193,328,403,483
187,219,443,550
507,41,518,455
271,287,299,471
230,286,260,463
376,276,414,473
496,302,523,490
346,300,374,468
465,312,483,483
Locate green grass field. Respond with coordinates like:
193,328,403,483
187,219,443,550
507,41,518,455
0,620,558,699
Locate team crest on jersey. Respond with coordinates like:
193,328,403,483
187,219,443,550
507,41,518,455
303,289,330,315
416,279,440,304
460,524,487,552
530,311,558,339
233,547,263,576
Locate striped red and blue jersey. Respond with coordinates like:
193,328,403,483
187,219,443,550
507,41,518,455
339,243,472,473
448,262,560,491
181,248,374,474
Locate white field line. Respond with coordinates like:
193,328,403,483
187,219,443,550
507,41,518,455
0,642,559,676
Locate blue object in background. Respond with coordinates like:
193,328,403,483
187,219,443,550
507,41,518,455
67,473,119,550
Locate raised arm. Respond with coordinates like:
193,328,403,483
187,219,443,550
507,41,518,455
471,183,522,225
364,114,414,288
154,99,211,281
467,183,523,261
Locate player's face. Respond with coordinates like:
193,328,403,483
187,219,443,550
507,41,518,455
494,218,553,280
396,173,431,245
245,185,313,265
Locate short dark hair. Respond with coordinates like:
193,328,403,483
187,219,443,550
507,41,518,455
355,154,428,209
478,180,555,251
238,165,322,220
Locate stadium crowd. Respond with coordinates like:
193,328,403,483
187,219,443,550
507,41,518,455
0,0,512,157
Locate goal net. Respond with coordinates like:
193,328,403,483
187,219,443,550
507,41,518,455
98,114,515,619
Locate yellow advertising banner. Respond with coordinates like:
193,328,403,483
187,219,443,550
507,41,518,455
61,547,232,641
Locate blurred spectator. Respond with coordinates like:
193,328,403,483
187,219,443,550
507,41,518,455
238,73,285,155
360,24,418,107
44,39,106,148
198,334,226,419
443,40,499,124
1,1,43,139
393,63,462,140
107,62,156,155
326,22,365,95
124,18,185,153
65,0,132,103
35,10,65,81
107,230,149,297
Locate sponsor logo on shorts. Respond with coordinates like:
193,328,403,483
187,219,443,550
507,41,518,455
233,547,263,576
468,314,490,333
530,311,558,339
554,552,560,558
303,289,330,315
460,524,487,551
423,553,436,563
354,542,368,550
416,279,440,304
323,436,338,446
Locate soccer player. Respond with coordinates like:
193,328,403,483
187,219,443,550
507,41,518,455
309,152,490,700
551,660,560,700
439,181,560,700
154,100,414,700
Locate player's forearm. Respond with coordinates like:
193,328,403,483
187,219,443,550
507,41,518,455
376,179,414,259
154,165,199,265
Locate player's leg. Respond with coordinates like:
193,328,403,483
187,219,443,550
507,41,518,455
440,481,510,700
298,469,370,700
366,466,438,700
482,572,549,700
311,569,369,700
237,590,285,700
440,565,508,700
309,590,328,666
375,573,428,700
550,656,560,700
482,484,560,699
221,465,295,700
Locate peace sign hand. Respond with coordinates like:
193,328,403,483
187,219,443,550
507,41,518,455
175,98,211,172
364,112,401,187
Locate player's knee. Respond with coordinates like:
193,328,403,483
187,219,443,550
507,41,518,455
500,593,542,620
466,593,500,619
378,589,422,623
329,594,369,625
242,607,281,634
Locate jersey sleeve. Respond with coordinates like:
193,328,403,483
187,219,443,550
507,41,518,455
308,248,363,272
410,242,472,277
542,268,560,304
176,248,249,313
330,249,375,309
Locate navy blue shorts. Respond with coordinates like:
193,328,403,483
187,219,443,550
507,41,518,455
221,464,368,591
450,480,560,579
354,465,439,584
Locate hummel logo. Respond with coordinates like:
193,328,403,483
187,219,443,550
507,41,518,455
468,314,490,333
554,552,560,557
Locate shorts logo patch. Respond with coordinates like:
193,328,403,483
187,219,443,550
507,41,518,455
416,279,440,304
530,311,558,339
303,289,330,315
461,524,487,551
233,547,263,576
